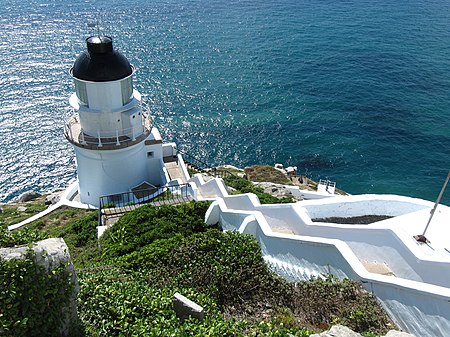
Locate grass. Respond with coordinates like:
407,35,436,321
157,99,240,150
244,165,293,185
0,199,47,228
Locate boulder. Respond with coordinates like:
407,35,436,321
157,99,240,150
17,191,41,203
173,292,204,320
384,331,416,337
309,325,362,337
45,192,61,205
17,206,27,212
253,182,302,201
308,325,416,337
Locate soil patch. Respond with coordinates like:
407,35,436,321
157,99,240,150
313,215,393,224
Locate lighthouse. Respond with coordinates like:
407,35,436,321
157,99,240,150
64,36,180,207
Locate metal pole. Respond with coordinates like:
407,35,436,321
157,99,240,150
422,171,450,237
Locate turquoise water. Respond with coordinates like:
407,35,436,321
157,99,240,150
1,0,449,204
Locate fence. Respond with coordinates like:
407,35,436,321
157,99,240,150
98,183,192,226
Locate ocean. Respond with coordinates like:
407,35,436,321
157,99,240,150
1,0,449,205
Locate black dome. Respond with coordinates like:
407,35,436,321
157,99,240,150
72,36,133,82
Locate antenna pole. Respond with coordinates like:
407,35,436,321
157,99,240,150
421,171,450,237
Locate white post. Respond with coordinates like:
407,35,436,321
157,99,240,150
97,130,102,147
116,129,120,146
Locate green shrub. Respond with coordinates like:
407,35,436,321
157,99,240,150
245,165,292,185
0,250,76,337
117,228,290,312
290,276,393,334
100,201,210,258
0,226,48,248
223,175,293,204
77,265,242,337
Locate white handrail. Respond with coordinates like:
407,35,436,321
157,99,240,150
64,113,152,147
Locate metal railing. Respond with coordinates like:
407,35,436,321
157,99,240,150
178,150,236,179
64,113,152,148
98,183,192,226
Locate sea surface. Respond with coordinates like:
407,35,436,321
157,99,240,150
1,0,449,205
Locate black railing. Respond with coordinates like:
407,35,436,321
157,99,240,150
178,150,236,179
98,183,192,226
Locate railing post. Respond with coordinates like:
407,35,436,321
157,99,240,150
67,123,73,141
116,129,120,146
98,197,103,227
97,130,102,147
80,128,86,145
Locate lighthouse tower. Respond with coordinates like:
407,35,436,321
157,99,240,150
64,36,171,207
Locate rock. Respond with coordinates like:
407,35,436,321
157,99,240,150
17,191,42,203
308,325,417,337
17,206,27,212
253,182,302,201
226,185,237,194
45,192,61,205
173,292,204,320
309,325,363,337
0,206,3,214
383,331,416,337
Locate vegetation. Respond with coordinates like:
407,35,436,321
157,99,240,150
0,247,77,337
224,174,294,204
0,200,47,228
244,165,293,185
0,199,395,336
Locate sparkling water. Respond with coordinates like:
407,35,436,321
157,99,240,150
1,0,449,204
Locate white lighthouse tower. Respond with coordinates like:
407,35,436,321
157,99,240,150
64,36,177,207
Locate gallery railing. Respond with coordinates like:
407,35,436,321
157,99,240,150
178,150,236,179
64,113,152,148
98,183,192,226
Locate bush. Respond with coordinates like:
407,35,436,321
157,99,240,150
77,266,246,337
245,165,292,185
100,201,210,258
0,250,76,337
224,175,293,204
0,226,48,248
290,276,393,334
122,229,284,308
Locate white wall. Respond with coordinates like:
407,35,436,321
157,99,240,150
198,177,450,337
75,142,149,206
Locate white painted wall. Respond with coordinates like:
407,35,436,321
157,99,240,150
195,177,450,337
75,142,149,206
70,91,144,140
301,195,432,219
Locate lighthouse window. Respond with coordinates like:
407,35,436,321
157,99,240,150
147,151,154,158
121,77,133,105
75,80,89,106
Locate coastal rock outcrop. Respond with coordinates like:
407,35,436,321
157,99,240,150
45,191,61,205
17,191,42,202
253,181,303,201
309,325,416,337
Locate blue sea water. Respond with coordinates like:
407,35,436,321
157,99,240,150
0,0,449,205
